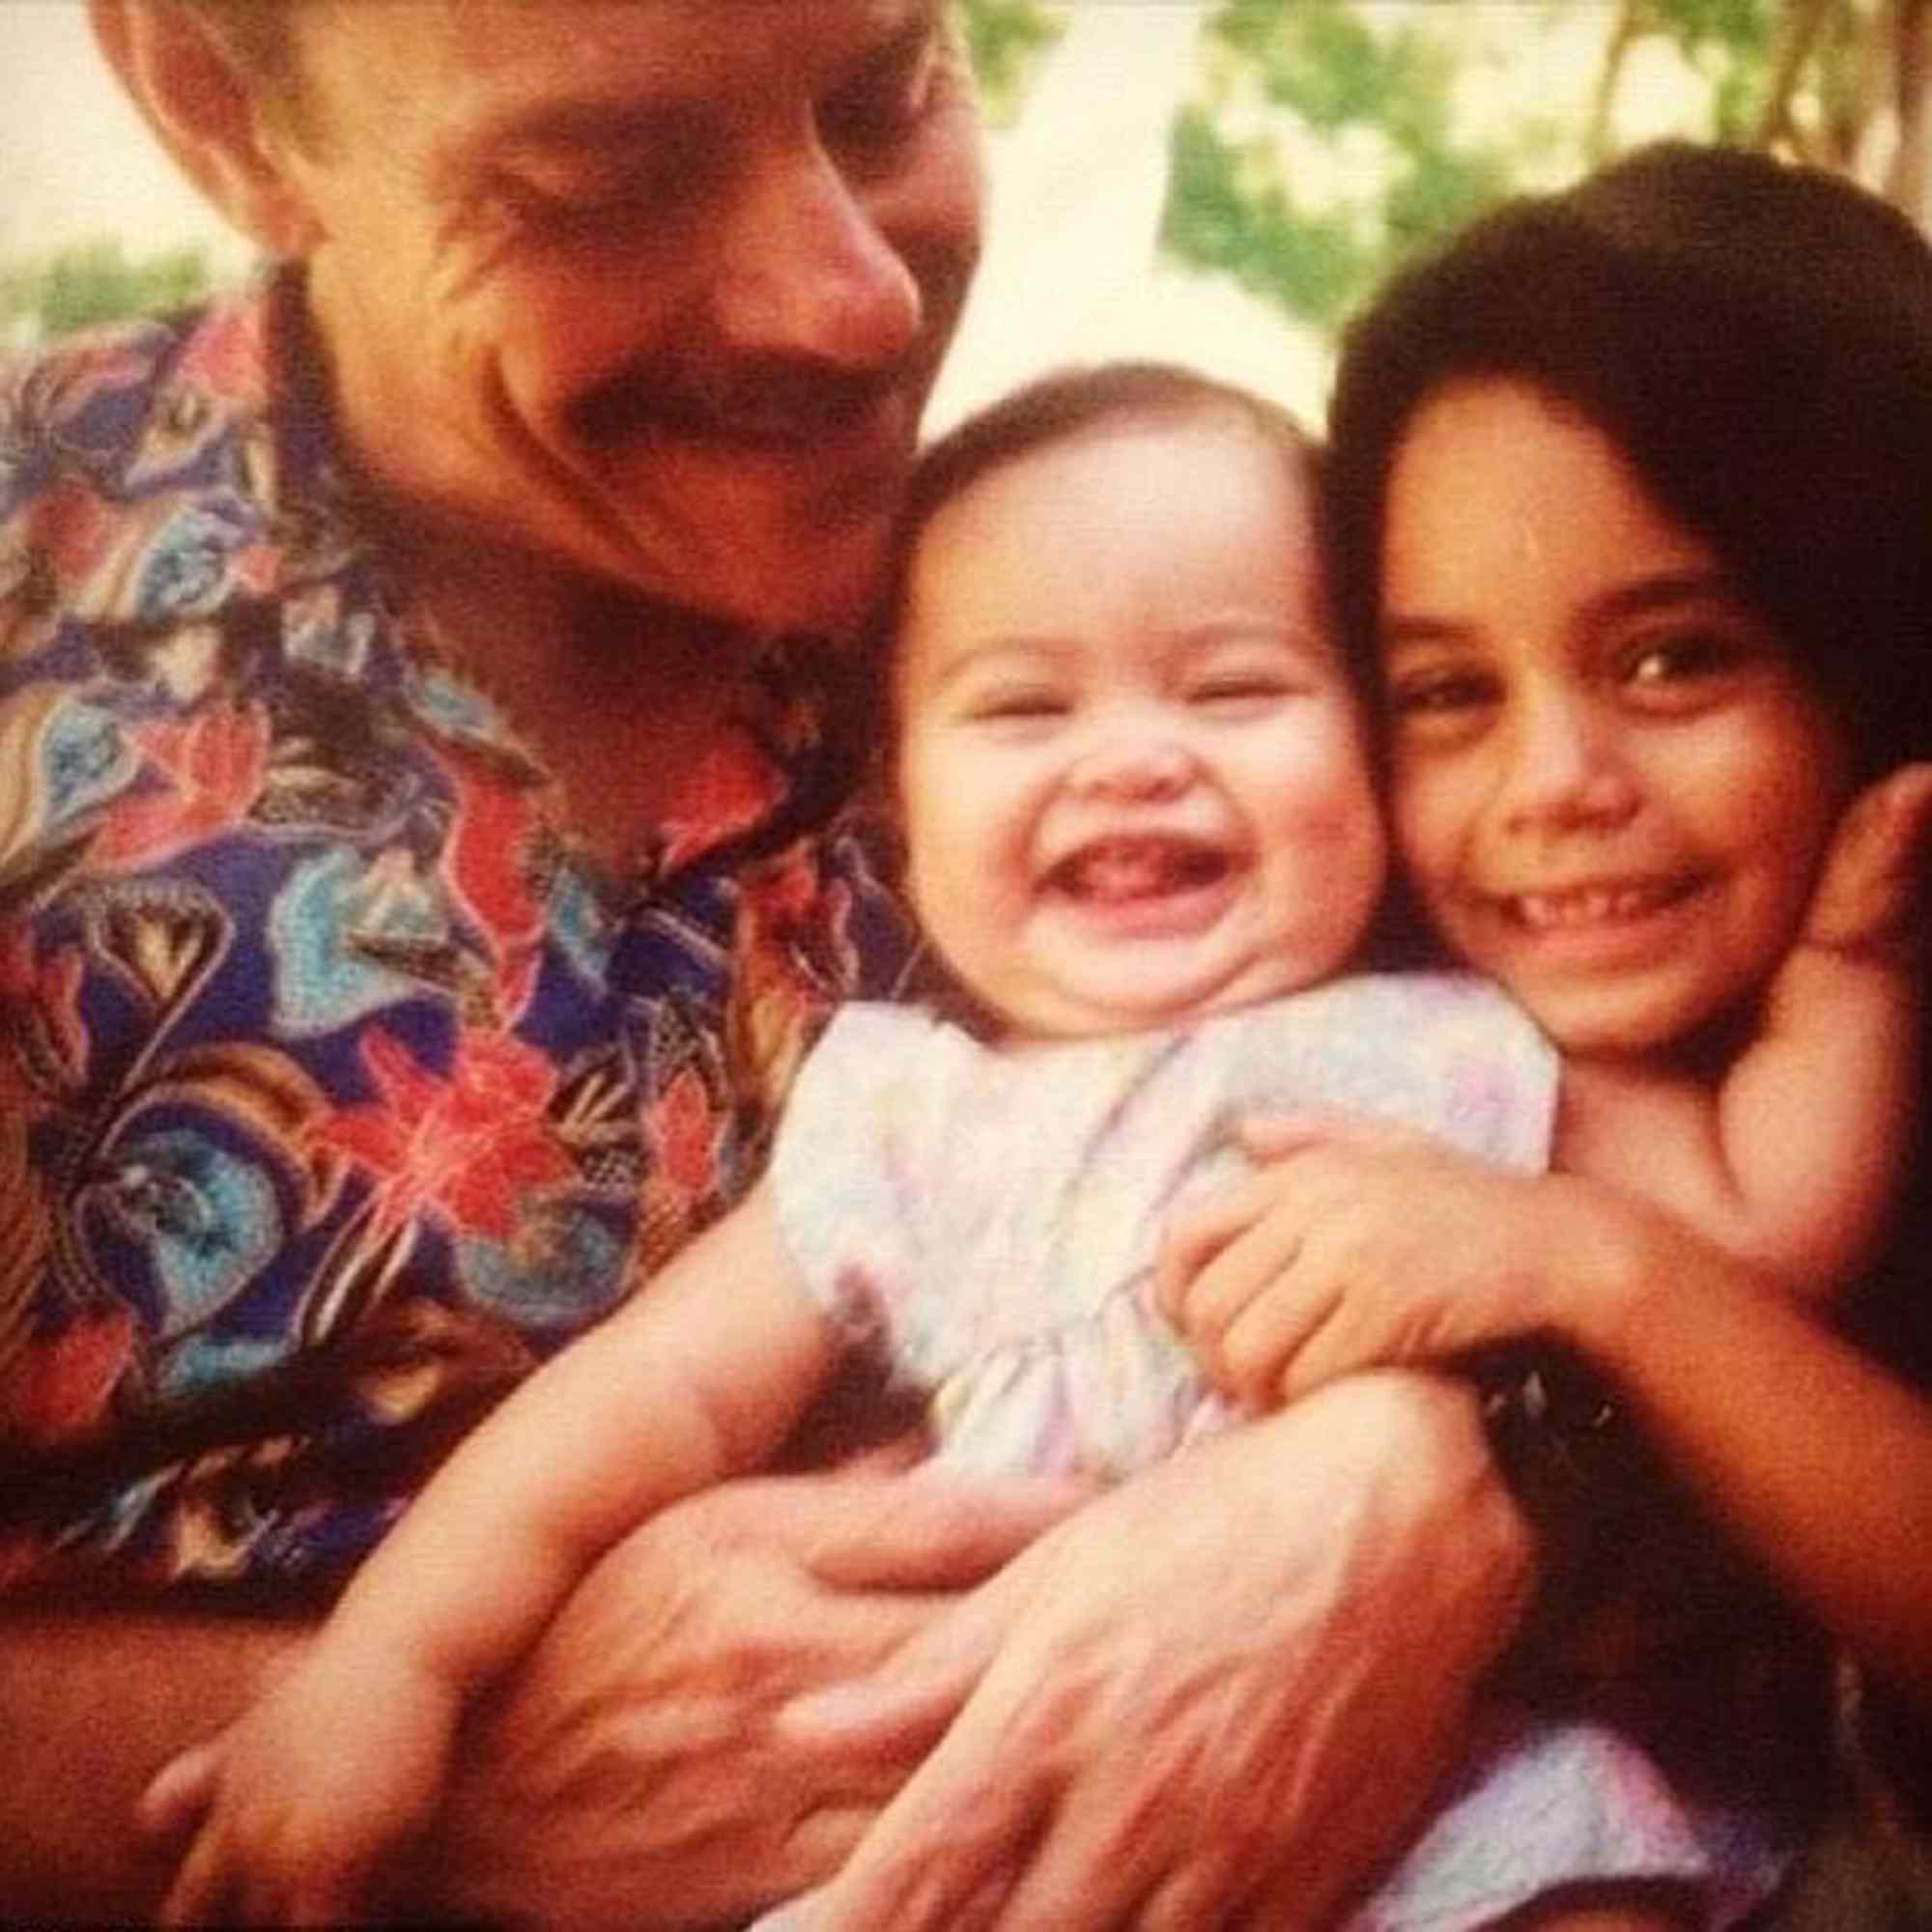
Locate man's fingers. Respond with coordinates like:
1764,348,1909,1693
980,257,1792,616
803,1734,1045,1932
794,1470,1089,1592
1236,1107,1431,1160
779,1547,1038,1753
134,1740,222,1845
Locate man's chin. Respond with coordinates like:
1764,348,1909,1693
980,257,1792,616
707,523,894,640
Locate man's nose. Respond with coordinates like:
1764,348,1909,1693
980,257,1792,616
1498,691,1641,831
712,139,923,371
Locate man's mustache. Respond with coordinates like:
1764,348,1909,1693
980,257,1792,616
568,357,902,451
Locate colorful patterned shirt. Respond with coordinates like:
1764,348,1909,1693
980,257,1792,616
0,275,911,1596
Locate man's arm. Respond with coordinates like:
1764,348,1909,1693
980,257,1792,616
0,1605,311,1921
1,1466,1083,1928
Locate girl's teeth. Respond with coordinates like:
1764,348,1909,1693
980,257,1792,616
1514,885,1670,927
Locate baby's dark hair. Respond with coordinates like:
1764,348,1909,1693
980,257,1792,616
872,359,1329,709
1327,140,1932,785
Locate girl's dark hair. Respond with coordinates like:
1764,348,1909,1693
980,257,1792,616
875,359,1325,694
1327,140,1932,783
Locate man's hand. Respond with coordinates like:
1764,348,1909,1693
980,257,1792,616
780,1374,1534,1930
424,1460,1084,1931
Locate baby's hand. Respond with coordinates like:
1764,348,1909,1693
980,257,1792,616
1803,762,1932,962
137,1641,458,1926
1156,1116,1605,1405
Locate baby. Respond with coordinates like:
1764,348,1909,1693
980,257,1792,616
145,364,1929,1929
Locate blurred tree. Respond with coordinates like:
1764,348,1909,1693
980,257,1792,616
0,240,211,345
962,0,1065,125
1160,0,1932,336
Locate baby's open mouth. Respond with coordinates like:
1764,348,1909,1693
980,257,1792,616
1046,836,1234,903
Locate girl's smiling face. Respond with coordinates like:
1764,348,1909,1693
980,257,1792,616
1382,380,1854,1064
895,414,1384,1041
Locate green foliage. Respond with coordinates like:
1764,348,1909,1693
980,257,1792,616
1160,0,1519,331
1,240,212,343
961,0,1065,126
1153,0,1918,340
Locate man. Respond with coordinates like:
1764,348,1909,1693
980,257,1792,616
0,4,1532,1922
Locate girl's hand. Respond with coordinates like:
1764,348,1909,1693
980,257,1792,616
1802,760,1932,961
138,1641,458,1927
1156,1116,1632,1404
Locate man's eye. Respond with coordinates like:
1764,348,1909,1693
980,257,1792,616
490,140,712,245
821,31,939,156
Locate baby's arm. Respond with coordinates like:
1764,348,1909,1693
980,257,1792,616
1558,765,1932,1296
146,1179,838,1927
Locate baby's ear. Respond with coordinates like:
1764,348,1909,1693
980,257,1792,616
1804,763,1932,962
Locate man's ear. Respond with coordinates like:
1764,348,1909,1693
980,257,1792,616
89,0,325,257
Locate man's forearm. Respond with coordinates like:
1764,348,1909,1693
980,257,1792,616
0,1605,313,1919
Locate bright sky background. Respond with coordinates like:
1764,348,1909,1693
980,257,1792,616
2,2,1711,427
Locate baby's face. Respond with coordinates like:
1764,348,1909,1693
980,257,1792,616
895,415,1384,1041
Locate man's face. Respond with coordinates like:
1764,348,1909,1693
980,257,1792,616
273,0,982,633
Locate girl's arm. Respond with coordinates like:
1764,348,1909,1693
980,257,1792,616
1159,1133,1932,1710
1556,1194,1932,1711
1557,764,1932,1297
147,1178,838,1925
323,1179,834,1691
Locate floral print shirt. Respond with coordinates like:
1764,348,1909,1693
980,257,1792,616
0,276,911,1597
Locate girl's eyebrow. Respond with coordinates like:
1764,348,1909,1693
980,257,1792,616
1579,569,1746,627
1382,568,1747,650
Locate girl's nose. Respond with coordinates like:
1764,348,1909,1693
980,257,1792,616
1497,692,1641,832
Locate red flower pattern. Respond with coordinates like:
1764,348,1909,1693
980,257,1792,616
94,701,271,867
311,1028,576,1243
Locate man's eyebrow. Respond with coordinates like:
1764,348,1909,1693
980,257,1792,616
437,99,710,188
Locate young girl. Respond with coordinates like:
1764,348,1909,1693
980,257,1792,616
1161,141,1932,1917
143,357,1928,1929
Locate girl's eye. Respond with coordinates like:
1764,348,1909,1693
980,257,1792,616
1622,628,1748,695
1386,668,1498,723
1615,622,1770,715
